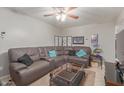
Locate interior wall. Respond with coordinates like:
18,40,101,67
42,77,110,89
116,10,124,34
0,8,60,77
115,10,124,63
62,23,115,62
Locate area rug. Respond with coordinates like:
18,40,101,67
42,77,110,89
80,70,96,86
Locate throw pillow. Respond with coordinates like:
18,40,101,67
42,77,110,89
48,50,57,58
68,50,75,56
18,54,33,66
76,49,87,57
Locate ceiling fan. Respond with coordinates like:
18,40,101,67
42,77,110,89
43,7,79,22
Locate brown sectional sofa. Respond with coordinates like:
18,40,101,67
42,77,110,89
8,46,92,85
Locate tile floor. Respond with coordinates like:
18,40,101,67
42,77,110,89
89,62,105,86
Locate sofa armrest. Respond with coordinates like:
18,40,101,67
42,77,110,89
81,55,91,66
10,62,27,71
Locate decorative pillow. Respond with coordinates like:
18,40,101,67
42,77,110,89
18,54,33,66
48,50,57,58
68,50,75,56
76,49,87,57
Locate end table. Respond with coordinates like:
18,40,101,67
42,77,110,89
90,54,103,69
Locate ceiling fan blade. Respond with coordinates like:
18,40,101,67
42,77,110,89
43,13,55,17
67,7,77,12
68,14,79,19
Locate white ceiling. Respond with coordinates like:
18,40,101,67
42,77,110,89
7,7,124,28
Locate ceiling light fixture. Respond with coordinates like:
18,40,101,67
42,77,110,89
56,13,66,22
44,7,79,21
61,14,66,21
55,8,67,22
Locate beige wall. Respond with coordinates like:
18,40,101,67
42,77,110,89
62,23,115,62
116,11,124,34
115,10,124,63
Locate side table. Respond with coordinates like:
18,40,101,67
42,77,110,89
90,54,103,69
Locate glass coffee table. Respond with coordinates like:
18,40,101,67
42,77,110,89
50,62,85,86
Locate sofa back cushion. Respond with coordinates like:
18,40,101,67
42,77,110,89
8,47,40,62
38,47,46,58
63,47,74,55
45,46,65,56
55,46,64,56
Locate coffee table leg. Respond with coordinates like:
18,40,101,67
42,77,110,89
50,73,53,86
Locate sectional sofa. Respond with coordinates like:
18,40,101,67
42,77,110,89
8,46,92,85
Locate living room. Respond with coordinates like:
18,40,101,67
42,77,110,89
0,6,124,86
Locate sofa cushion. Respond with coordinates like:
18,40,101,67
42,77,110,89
26,60,50,78
18,54,33,66
43,57,55,62
55,46,64,56
54,56,65,62
53,56,66,67
10,63,27,71
30,55,41,61
63,55,69,62
44,56,64,62
27,60,49,71
69,56,89,67
17,60,50,85
63,47,73,55
76,49,87,57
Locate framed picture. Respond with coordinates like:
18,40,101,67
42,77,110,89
72,36,84,44
91,34,98,47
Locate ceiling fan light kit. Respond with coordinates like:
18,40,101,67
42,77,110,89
43,7,79,22
56,13,66,22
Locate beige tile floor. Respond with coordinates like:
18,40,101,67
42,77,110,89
89,62,105,86
1,62,105,86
